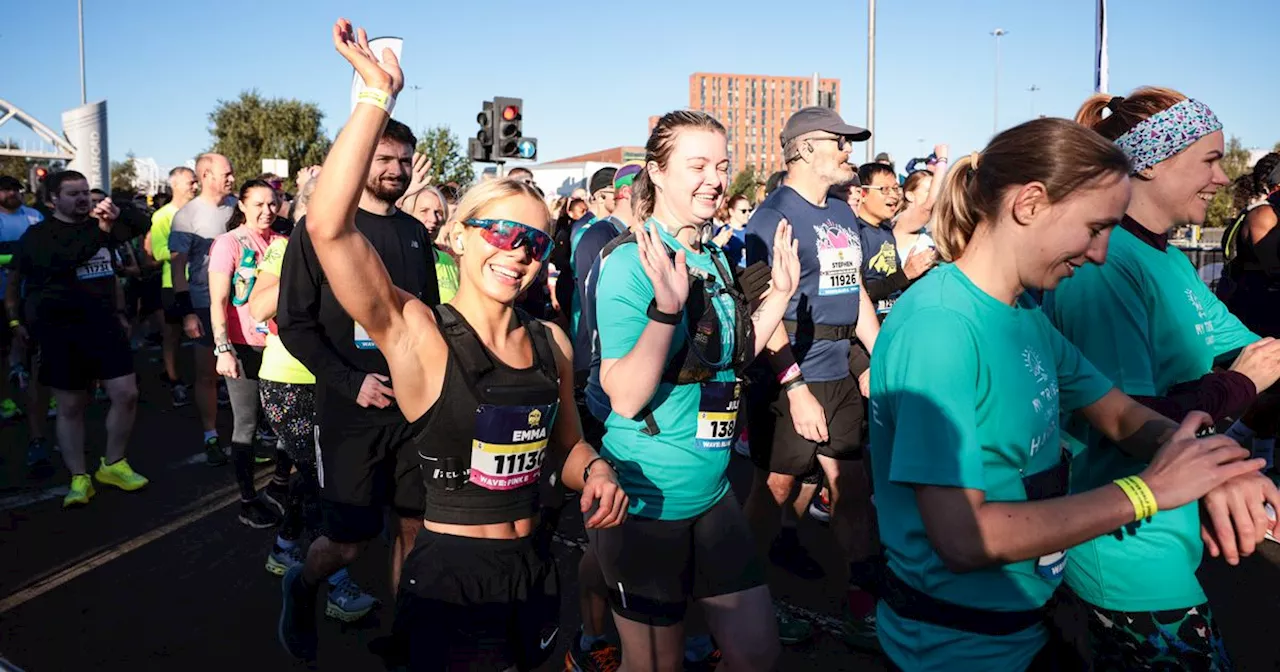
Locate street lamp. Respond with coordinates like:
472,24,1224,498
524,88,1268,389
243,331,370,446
866,0,877,163
991,28,1008,134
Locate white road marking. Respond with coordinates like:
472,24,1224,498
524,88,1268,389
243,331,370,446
0,472,271,614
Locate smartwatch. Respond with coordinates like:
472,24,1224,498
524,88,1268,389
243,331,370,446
214,343,235,356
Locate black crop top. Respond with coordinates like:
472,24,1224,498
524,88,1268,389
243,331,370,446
410,305,562,526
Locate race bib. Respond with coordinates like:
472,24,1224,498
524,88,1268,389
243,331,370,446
354,321,377,350
875,297,896,316
695,381,741,451
469,403,557,491
1022,451,1070,580
818,248,860,296
75,248,114,281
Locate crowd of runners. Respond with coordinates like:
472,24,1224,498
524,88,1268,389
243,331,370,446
3,17,1280,672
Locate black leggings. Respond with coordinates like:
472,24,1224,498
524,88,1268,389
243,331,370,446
259,380,320,541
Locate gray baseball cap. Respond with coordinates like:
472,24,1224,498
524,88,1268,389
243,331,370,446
779,107,871,148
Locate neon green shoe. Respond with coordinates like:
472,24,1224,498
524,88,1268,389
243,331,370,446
64,474,95,508
47,397,57,418
0,398,20,420
94,457,149,492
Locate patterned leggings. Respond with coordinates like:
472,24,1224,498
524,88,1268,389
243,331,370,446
259,381,321,541
1087,601,1233,672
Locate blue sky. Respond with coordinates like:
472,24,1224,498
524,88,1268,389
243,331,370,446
5,0,1274,174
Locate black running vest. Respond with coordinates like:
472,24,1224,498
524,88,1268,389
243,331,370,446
411,305,562,526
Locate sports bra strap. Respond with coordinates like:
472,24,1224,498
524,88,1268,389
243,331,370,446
432,304,495,381
517,310,561,384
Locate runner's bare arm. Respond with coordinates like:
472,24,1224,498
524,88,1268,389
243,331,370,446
854,271,879,354
306,20,411,354
247,272,279,323
207,270,234,347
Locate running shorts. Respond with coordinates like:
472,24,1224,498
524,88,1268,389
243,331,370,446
587,491,765,626
748,374,865,475
393,529,561,671
33,318,133,390
315,417,424,543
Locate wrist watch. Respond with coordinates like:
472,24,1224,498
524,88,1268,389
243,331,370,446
214,343,234,356
583,456,616,483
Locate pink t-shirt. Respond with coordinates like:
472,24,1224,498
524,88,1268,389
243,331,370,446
209,226,282,347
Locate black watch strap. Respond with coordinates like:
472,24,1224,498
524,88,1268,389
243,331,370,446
646,299,682,325
583,456,615,483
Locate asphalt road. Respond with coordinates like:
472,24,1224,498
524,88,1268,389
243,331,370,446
0,346,1277,671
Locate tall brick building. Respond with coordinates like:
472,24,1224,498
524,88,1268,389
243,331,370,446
689,72,840,177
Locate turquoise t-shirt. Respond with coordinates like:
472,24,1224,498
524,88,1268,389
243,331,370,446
1043,224,1258,612
869,263,1112,671
594,223,738,521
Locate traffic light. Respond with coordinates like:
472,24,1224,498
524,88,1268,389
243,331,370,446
470,101,495,162
28,165,49,192
493,97,537,161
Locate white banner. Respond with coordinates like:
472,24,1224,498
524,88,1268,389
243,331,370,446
1095,0,1109,94
350,37,404,113
62,101,109,191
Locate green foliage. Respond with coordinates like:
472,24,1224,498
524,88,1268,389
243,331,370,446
1206,136,1253,228
110,151,138,193
729,167,760,205
415,125,474,189
208,91,331,192
0,141,26,183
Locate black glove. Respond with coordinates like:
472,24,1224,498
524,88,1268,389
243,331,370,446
737,262,773,304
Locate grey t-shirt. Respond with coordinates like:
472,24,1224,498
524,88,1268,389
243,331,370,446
169,196,235,308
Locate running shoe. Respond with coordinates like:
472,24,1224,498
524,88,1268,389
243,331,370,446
564,634,621,672
25,438,53,477
769,531,825,580
46,397,57,418
63,474,95,508
325,573,379,622
808,488,831,524
279,565,318,661
94,458,149,491
840,607,881,652
0,398,20,420
239,499,282,529
776,609,813,646
170,382,191,408
261,482,288,517
205,437,228,467
684,647,722,672
266,543,306,577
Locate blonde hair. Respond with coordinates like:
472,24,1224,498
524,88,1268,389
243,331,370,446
446,178,549,253
632,110,727,221
934,117,1130,262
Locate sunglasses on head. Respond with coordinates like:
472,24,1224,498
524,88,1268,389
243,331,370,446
463,218,555,262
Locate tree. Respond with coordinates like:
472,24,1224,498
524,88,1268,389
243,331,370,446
110,151,139,193
1206,136,1251,228
415,125,473,189
208,91,331,192
0,141,26,183
729,166,761,205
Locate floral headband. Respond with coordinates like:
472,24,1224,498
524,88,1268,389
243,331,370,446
1113,98,1222,173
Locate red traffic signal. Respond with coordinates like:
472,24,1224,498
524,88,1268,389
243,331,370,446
501,105,520,122
34,167,48,181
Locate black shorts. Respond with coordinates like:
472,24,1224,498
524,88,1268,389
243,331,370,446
125,276,162,318
587,491,765,626
33,318,134,390
315,418,424,543
393,529,560,671
160,288,184,325
748,375,865,476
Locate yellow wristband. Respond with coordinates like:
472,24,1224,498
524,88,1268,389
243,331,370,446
7,319,18,329
356,87,395,114
1114,476,1158,521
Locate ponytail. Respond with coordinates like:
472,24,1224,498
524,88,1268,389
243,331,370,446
1073,92,1113,129
932,153,980,262
632,167,656,221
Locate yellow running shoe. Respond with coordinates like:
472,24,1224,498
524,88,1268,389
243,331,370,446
64,474,95,508
94,457,149,491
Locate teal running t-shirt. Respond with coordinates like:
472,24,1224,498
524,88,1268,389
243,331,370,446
870,263,1112,671
594,223,738,521
1043,223,1258,612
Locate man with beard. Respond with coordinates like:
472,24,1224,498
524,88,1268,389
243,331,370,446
277,118,438,624
4,171,150,507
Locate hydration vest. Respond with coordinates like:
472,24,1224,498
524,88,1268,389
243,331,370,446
413,304,563,526
587,231,753,436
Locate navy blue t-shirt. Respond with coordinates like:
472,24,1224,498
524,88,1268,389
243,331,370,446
745,186,862,382
573,216,627,376
859,216,900,316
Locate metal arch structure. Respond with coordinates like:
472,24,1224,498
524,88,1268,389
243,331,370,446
0,97,76,160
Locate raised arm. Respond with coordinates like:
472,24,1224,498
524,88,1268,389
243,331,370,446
305,19,410,352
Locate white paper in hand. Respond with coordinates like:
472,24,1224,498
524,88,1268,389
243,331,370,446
349,36,404,113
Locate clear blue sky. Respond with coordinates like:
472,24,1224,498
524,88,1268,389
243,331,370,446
4,0,1275,174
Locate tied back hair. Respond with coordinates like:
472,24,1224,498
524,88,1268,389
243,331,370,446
632,110,727,222
446,178,549,256
1074,86,1188,142
226,179,276,232
933,118,1130,262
